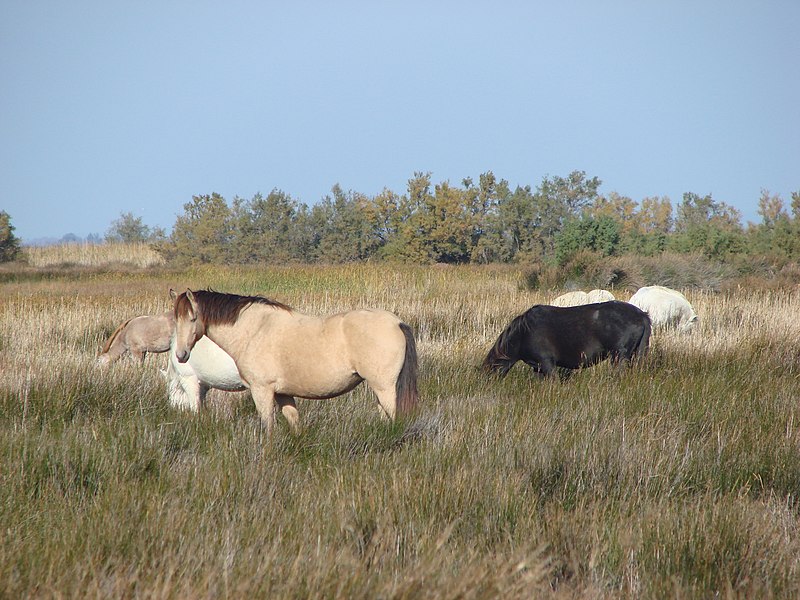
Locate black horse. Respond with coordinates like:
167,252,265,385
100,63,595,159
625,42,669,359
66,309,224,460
483,301,651,377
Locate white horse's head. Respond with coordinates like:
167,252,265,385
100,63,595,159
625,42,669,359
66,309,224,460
171,288,205,363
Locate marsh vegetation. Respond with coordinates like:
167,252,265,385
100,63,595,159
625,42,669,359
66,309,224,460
2,259,799,598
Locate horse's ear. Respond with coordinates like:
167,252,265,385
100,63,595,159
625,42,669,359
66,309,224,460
186,289,199,313
169,288,177,300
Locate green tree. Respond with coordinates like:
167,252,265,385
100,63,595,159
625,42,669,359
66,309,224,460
105,212,151,243
555,215,621,265
362,187,408,252
230,190,303,263
389,175,483,264
748,190,800,259
533,170,603,258
670,192,744,258
168,193,233,264
473,181,560,263
0,211,21,262
791,191,800,220
381,172,435,262
621,196,673,256
465,172,505,263
313,185,380,262
426,181,475,263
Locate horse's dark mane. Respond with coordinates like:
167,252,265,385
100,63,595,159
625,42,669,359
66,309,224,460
483,310,531,367
177,289,291,326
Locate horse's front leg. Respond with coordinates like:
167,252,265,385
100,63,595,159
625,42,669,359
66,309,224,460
167,362,200,412
250,386,277,437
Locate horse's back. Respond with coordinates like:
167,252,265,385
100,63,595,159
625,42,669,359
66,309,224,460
127,312,174,352
587,289,615,303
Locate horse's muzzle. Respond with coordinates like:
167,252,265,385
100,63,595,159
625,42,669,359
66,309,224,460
175,349,190,363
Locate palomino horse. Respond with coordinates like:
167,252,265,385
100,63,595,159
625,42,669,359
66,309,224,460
97,312,174,365
172,289,419,435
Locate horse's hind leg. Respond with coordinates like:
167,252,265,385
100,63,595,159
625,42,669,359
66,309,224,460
370,385,397,421
276,395,301,433
103,341,128,364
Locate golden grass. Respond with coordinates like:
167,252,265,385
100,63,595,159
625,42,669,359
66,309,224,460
23,241,165,268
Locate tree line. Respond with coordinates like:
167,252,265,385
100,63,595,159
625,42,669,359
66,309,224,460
3,171,799,267
149,171,800,266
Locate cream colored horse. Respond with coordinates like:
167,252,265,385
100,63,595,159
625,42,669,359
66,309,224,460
171,289,419,435
97,312,174,365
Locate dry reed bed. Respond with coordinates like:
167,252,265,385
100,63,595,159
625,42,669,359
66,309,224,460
2,265,800,598
23,242,165,268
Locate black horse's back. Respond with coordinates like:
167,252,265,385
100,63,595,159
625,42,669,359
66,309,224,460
483,301,650,378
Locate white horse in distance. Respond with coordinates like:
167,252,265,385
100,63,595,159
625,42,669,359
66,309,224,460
628,285,698,332
550,289,615,307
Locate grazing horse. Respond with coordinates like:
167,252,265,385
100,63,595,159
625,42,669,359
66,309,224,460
483,301,651,378
628,285,698,332
172,289,419,435
550,289,616,307
97,312,174,365
587,289,616,303
550,291,589,307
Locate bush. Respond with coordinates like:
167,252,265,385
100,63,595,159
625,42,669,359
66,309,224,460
0,211,21,263
524,252,737,292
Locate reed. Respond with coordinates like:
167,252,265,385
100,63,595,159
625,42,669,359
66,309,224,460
1,265,799,598
23,242,165,269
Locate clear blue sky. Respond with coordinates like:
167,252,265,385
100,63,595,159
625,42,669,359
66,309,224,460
2,1,798,242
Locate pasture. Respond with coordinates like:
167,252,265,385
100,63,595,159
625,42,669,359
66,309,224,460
2,263,800,598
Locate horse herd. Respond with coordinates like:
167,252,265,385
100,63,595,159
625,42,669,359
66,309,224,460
97,285,697,435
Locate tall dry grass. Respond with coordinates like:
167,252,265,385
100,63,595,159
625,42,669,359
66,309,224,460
2,265,800,598
23,242,165,268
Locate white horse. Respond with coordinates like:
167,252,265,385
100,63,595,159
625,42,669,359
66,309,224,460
628,285,698,332
550,291,589,307
587,289,616,303
167,335,246,411
550,289,615,307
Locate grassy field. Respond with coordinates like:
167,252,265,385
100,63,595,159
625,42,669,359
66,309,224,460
2,260,800,598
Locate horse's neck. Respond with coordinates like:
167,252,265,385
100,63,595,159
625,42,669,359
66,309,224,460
203,305,284,357
202,322,245,358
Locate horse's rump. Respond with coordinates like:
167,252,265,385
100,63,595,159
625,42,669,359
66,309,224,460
100,317,133,354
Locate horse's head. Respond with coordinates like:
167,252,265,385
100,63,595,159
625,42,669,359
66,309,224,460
171,288,205,363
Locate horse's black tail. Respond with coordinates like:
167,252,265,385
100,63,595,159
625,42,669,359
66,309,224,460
634,316,652,361
395,323,419,416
